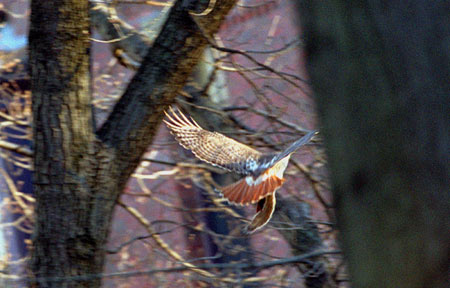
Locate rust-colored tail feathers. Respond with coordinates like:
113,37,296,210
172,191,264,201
221,175,284,205
221,174,284,233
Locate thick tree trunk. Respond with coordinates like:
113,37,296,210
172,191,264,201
29,0,236,287
29,1,100,286
298,1,450,288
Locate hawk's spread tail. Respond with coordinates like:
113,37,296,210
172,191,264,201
221,174,285,205
220,155,289,207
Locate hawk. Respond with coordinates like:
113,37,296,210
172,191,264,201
164,107,316,233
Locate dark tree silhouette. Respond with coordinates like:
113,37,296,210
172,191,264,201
297,1,450,287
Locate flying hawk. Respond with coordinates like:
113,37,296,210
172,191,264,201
164,107,316,233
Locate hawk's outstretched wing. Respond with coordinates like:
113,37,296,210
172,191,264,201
164,107,262,175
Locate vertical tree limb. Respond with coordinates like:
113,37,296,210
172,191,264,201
297,1,450,287
29,1,97,287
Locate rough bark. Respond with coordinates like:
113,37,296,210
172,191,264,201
29,1,98,286
297,1,450,288
29,0,236,287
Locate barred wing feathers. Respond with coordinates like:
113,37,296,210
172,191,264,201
164,108,262,175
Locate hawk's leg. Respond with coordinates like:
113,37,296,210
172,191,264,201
245,194,276,233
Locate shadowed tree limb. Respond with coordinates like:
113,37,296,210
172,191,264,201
297,1,450,287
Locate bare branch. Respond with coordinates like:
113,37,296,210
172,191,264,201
3,247,339,284
0,139,32,157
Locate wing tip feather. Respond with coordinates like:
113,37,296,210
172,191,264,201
164,106,200,130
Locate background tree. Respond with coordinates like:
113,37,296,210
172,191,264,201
298,1,449,287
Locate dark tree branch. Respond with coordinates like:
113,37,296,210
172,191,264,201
90,2,152,68
97,0,237,180
273,198,332,288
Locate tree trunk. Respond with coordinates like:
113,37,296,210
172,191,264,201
297,1,450,287
29,0,236,287
30,1,101,286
